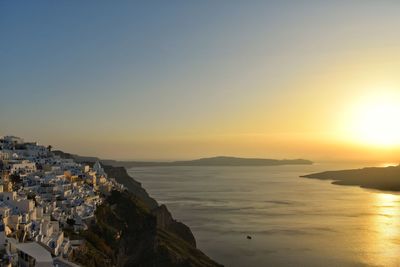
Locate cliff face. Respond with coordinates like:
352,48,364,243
54,150,222,266
102,164,197,246
103,165,197,247
72,190,222,267
102,165,159,209
153,204,197,247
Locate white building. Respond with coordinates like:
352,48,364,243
93,161,107,178
14,242,54,267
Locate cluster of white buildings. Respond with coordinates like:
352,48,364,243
0,136,123,266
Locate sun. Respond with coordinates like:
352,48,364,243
350,92,400,147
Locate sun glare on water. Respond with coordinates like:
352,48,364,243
349,91,400,147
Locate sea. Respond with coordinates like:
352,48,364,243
128,163,400,267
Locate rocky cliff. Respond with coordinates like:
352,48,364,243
71,190,222,267
102,164,158,209
153,204,197,248
53,151,222,266
102,165,197,248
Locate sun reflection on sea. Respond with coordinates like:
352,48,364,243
365,193,400,266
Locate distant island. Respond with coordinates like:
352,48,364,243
53,152,313,168
110,156,314,168
302,164,400,192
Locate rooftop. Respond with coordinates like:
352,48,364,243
15,242,53,263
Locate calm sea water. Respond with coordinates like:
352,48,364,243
128,163,400,267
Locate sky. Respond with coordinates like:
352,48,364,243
1,1,400,161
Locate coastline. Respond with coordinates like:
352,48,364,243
54,151,223,266
301,165,400,192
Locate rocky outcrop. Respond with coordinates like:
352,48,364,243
103,165,197,249
54,150,222,266
153,204,196,247
102,165,158,209
71,190,222,267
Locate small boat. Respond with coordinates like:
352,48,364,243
246,235,252,240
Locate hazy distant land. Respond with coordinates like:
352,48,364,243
53,152,312,168
302,165,400,191
112,156,313,168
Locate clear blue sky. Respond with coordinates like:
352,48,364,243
2,1,400,160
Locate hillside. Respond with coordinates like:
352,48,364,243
71,190,222,267
302,165,400,191
54,150,222,266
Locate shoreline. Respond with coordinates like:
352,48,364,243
301,165,400,193
54,150,223,266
